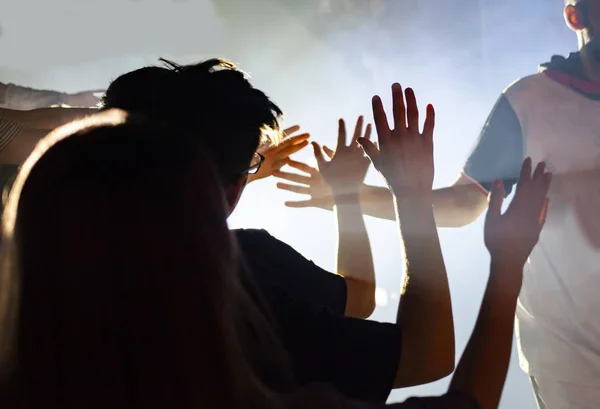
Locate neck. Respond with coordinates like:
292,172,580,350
580,47,600,82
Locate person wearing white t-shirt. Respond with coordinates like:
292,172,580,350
275,0,600,407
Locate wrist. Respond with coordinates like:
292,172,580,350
330,183,361,199
393,189,433,211
332,191,361,205
489,257,524,295
390,184,432,200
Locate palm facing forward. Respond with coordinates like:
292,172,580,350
359,83,435,196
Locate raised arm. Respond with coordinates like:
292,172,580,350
276,93,523,229
0,107,96,164
359,84,455,387
449,158,551,409
310,116,376,318
1,82,103,110
247,125,309,183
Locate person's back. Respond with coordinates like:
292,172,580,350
0,110,280,409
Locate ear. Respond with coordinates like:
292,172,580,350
565,4,586,31
224,174,247,215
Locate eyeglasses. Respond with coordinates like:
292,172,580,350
244,152,265,175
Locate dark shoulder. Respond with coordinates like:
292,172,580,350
234,228,300,256
234,228,274,243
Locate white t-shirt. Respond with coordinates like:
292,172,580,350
463,71,600,385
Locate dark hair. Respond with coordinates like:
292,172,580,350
102,58,283,184
0,111,285,408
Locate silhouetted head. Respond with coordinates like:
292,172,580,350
102,58,284,215
0,111,275,409
565,0,600,59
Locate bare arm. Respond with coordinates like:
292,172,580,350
449,161,551,409
449,260,520,409
334,194,376,318
360,175,488,227
0,107,97,164
0,82,65,110
359,85,455,388
1,83,103,110
391,192,455,387
314,118,376,319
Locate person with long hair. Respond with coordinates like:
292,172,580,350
0,81,550,409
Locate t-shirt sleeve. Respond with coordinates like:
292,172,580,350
235,229,347,315
462,94,524,197
0,118,23,153
268,289,401,402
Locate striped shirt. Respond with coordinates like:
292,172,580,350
0,118,22,153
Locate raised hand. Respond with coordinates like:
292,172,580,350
275,158,334,209
358,83,434,196
249,125,310,182
313,116,372,197
274,116,372,206
485,158,552,270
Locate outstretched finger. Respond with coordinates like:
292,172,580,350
352,116,364,143
516,157,533,192
276,140,309,159
272,170,312,185
422,105,435,141
539,198,550,226
277,182,311,195
372,95,391,146
285,200,317,208
312,141,327,169
278,132,310,149
272,158,288,171
530,162,549,209
364,123,373,140
282,125,301,136
323,146,335,159
286,159,316,175
337,119,347,150
486,180,505,225
391,83,406,132
357,138,379,164
405,88,419,133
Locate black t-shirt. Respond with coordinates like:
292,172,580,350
235,228,347,315
234,229,402,402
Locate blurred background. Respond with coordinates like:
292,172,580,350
0,0,573,407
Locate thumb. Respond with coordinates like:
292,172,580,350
312,142,326,167
357,137,379,162
485,180,504,225
323,145,335,159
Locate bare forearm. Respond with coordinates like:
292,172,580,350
449,260,522,409
359,184,396,220
0,107,97,164
393,193,455,387
359,183,486,227
2,83,67,110
0,107,96,130
432,184,488,227
334,193,376,318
